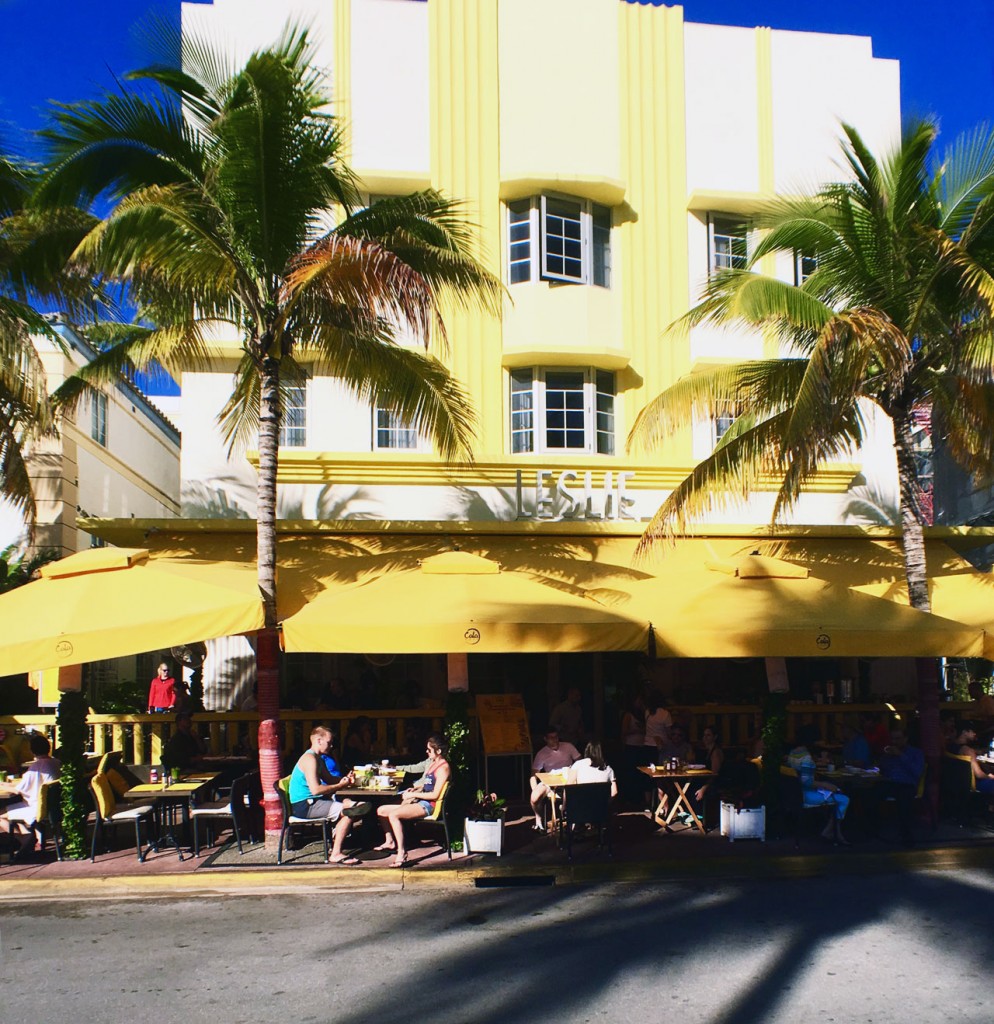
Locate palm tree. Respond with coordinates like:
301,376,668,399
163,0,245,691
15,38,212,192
0,151,93,533
36,27,502,838
629,118,994,801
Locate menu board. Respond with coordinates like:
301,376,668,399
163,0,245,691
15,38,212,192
476,694,532,756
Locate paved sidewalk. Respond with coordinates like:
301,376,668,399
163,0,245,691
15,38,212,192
4,804,994,902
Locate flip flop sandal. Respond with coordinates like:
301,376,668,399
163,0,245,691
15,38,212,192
343,802,372,819
328,855,361,866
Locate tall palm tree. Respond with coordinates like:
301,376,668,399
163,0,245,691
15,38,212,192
38,27,502,836
629,119,994,800
0,151,93,533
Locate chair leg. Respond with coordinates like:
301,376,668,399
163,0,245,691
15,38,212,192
134,817,147,862
321,821,330,863
444,820,452,859
90,818,101,862
193,817,201,858
277,825,286,865
232,813,243,854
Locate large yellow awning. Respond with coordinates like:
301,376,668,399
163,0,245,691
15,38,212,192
280,548,650,654
0,548,265,676
56,522,994,662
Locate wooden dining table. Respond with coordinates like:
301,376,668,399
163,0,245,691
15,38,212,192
638,766,716,833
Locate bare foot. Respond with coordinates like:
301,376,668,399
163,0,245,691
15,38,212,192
373,841,396,852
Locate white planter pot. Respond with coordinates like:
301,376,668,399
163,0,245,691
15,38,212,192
464,817,504,856
720,803,765,842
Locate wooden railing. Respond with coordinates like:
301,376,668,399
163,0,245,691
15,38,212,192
0,702,975,767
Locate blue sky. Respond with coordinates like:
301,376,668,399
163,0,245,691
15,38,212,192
1,1,992,151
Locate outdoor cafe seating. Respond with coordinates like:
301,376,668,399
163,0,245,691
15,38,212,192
89,772,155,862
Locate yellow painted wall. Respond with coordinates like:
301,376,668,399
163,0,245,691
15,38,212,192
429,0,504,454
617,1,689,462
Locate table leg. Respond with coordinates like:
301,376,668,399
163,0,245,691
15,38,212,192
669,781,707,833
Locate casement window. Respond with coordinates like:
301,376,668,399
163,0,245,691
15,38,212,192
708,215,749,274
90,391,108,447
507,196,611,287
509,368,615,455
374,405,422,451
279,384,307,448
794,251,818,285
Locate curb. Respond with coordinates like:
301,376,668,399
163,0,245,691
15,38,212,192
2,843,993,902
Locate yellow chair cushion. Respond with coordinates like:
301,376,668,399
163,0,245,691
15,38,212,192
91,773,117,818
428,781,448,821
106,769,130,797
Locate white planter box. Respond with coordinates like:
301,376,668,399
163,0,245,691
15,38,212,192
464,817,504,856
720,803,765,842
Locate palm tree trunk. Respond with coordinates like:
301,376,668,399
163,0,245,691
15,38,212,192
894,408,941,818
256,353,282,840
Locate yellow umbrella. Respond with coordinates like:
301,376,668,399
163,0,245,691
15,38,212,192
281,550,650,654
627,553,985,658
0,547,265,676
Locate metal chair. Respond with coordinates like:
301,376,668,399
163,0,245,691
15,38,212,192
190,771,257,857
559,781,612,861
36,779,63,860
275,776,339,864
778,766,835,846
412,780,451,859
89,772,155,862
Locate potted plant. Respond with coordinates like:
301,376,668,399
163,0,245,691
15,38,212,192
463,790,506,856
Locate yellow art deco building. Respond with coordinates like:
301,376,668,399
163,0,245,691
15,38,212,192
178,0,901,527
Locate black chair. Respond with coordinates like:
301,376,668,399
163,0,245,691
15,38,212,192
940,752,985,825
275,776,338,864
190,771,257,857
411,781,452,859
778,767,834,847
559,782,612,861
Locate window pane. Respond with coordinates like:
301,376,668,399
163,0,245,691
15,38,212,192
375,407,419,450
510,369,534,453
710,217,749,272
508,200,532,285
543,371,586,450
542,197,584,282
596,370,615,455
279,385,307,447
592,204,611,288
91,393,108,447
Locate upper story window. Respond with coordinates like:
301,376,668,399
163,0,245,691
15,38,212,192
507,196,611,287
712,400,741,449
510,368,615,455
279,384,307,448
90,391,108,447
794,251,818,285
374,405,423,451
708,215,749,274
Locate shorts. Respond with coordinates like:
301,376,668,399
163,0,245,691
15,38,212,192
417,799,433,815
5,801,32,824
291,798,342,821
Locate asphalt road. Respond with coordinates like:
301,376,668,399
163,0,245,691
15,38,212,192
3,869,994,1023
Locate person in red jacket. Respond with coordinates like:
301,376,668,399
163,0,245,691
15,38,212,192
147,662,177,713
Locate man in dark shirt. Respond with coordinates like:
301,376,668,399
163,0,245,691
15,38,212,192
162,712,207,773
877,727,924,846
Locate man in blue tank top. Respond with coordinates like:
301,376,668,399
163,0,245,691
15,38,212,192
289,726,370,865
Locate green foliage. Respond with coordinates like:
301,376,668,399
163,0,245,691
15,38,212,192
467,789,506,821
444,691,471,842
760,691,788,830
0,546,59,593
56,690,89,859
90,679,145,714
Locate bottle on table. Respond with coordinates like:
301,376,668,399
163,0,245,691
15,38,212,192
149,766,159,784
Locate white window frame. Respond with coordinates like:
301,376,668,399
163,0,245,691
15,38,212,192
506,194,611,288
279,382,308,448
508,367,616,455
90,391,108,447
708,215,750,275
373,404,425,452
712,400,741,449
794,251,818,285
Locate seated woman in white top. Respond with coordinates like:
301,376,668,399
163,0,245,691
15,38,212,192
0,733,61,858
568,742,618,799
